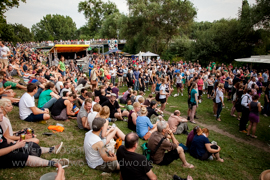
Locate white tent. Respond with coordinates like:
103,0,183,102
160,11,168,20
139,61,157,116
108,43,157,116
235,55,270,64
142,51,159,57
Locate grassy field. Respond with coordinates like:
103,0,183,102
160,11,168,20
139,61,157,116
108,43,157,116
0,85,270,180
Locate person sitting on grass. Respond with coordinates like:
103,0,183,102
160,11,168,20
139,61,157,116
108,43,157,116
96,106,126,144
0,108,68,169
37,82,60,109
77,98,92,130
189,127,224,162
128,102,141,131
88,103,102,130
136,107,158,140
51,94,77,121
19,83,50,122
84,117,119,172
116,132,157,180
147,121,194,168
168,110,189,135
0,98,39,144
101,93,129,121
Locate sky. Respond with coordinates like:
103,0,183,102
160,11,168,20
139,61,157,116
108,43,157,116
4,0,257,29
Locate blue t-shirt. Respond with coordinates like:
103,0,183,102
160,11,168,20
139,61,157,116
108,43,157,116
190,89,197,104
88,64,94,73
155,83,161,91
134,71,140,80
189,135,210,159
136,116,153,138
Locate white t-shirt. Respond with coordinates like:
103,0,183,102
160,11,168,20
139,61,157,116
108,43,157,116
176,75,182,84
215,89,224,103
0,116,13,136
87,111,98,130
55,81,63,93
135,95,143,102
248,81,256,89
19,93,35,120
159,85,166,99
0,46,10,59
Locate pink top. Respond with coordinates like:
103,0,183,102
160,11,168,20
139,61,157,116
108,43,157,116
197,79,204,90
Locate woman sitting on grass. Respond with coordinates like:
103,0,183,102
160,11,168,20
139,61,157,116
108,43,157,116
136,107,157,140
247,94,261,138
0,98,39,144
189,127,224,162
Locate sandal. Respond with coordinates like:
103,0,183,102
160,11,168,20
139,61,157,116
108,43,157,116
237,118,240,121
216,118,221,122
182,164,194,169
190,121,196,124
231,114,236,117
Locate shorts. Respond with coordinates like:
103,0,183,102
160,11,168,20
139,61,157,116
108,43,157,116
24,113,44,122
118,77,123,82
158,148,179,166
0,149,29,168
177,83,182,88
4,81,17,88
100,77,104,81
199,90,202,96
189,102,196,110
52,108,68,121
95,160,118,172
60,71,66,76
160,98,166,104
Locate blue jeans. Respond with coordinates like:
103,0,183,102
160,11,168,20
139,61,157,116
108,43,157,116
134,79,139,91
263,101,270,115
41,98,57,109
34,87,43,99
216,102,223,119
111,76,116,85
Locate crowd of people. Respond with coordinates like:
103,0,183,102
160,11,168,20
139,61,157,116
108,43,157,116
0,39,269,179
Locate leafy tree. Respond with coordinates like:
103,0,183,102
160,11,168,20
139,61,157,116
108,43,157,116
31,14,77,41
78,0,119,36
0,0,26,17
122,0,197,55
10,23,33,43
99,12,125,39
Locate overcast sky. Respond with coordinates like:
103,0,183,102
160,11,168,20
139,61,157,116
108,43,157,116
4,0,257,29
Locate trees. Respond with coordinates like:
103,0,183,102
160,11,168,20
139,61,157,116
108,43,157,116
122,0,197,55
10,23,34,43
31,14,77,41
78,0,119,37
0,0,26,17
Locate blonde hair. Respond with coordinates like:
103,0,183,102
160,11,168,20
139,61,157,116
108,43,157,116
0,98,11,109
93,103,102,112
133,102,141,108
99,106,110,119
138,97,145,104
140,106,148,116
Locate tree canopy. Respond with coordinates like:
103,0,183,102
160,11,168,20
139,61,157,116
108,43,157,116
31,14,77,41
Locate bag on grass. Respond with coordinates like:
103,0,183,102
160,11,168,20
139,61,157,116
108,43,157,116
48,125,64,132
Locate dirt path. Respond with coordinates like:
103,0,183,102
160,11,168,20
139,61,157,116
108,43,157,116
163,110,270,153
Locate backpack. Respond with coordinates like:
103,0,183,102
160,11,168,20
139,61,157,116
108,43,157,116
141,137,166,161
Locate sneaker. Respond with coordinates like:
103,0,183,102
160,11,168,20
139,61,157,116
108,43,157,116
177,93,179,96
111,118,117,122
52,142,63,154
239,130,247,133
208,155,214,161
173,94,177,97
181,93,183,96
51,158,69,166
122,117,128,122
263,114,268,117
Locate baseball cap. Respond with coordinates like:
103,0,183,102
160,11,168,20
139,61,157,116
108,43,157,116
111,93,117,97
92,117,106,131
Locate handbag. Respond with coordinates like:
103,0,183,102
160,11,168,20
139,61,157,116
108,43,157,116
143,131,152,140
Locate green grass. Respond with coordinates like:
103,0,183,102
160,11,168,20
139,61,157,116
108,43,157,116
0,85,270,180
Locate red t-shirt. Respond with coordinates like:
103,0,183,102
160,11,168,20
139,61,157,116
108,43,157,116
197,79,204,90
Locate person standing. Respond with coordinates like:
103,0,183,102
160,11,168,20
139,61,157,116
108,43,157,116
189,83,198,124
247,94,261,138
57,56,66,77
215,83,224,122
0,40,11,69
133,68,140,91
239,89,253,133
